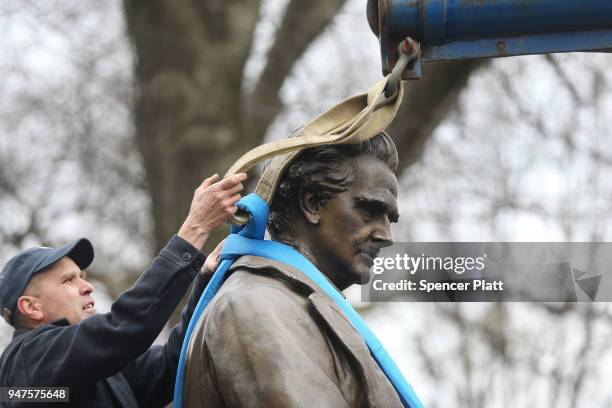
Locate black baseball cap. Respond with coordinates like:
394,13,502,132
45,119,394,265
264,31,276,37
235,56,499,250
0,238,94,326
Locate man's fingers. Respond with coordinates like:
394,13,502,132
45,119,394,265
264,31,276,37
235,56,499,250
226,183,244,196
200,174,220,190
227,194,241,205
217,173,247,190
202,239,226,276
211,239,225,257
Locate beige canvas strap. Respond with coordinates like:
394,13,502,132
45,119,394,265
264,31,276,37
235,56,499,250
225,75,405,208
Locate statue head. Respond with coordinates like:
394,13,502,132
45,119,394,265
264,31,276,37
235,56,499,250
268,132,399,290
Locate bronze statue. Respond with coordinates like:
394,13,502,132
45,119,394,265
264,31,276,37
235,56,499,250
183,132,403,407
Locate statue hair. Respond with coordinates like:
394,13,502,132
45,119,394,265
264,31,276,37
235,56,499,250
268,132,398,240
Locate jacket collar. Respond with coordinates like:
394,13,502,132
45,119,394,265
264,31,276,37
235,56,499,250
12,318,71,340
229,255,347,298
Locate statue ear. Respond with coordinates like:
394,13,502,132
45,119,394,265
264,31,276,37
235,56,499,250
298,189,321,225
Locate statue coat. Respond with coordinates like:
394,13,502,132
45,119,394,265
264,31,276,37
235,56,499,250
183,255,403,408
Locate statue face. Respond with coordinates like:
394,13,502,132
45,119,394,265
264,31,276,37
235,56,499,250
307,157,398,290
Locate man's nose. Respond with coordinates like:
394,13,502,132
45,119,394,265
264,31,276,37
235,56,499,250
80,279,95,296
371,217,393,248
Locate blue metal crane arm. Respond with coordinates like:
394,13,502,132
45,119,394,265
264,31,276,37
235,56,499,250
386,0,612,43
369,0,612,78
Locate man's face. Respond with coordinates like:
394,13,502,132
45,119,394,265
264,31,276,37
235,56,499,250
309,157,398,290
24,256,96,325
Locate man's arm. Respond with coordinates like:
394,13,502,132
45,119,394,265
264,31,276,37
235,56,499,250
187,280,352,408
121,240,225,408
11,174,245,389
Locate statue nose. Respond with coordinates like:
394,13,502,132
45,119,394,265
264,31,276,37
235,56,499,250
371,219,393,248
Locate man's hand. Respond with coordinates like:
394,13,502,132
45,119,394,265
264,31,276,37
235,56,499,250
202,239,225,277
178,173,247,249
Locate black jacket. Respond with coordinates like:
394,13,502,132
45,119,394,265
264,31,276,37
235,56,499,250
0,235,207,408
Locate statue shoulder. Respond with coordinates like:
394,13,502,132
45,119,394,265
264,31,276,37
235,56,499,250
212,268,309,320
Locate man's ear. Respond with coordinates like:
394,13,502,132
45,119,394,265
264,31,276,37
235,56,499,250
298,189,322,225
16,296,44,322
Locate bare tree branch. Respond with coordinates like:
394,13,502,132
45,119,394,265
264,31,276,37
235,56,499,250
244,0,347,138
544,54,582,104
390,60,486,174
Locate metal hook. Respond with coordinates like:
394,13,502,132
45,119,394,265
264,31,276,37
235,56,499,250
383,37,421,99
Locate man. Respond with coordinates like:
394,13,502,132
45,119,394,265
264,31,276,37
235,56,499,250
0,172,246,407
183,133,404,407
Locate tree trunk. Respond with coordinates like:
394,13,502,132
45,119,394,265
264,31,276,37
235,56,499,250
122,1,482,325
123,0,263,254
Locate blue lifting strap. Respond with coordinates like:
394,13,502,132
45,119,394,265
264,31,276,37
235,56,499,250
173,193,423,408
